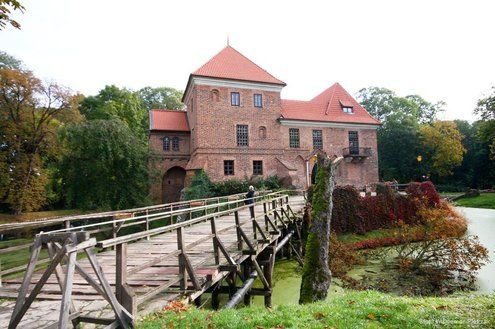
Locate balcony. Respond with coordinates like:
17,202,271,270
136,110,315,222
342,147,372,162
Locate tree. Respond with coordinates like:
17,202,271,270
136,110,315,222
377,114,422,181
475,86,495,159
299,154,343,304
0,0,24,30
357,87,444,124
138,86,183,111
59,119,150,210
357,87,446,182
0,68,78,214
79,85,148,139
420,121,466,177
0,50,24,70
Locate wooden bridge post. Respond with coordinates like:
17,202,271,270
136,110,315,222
234,211,243,250
210,217,220,265
211,282,220,309
263,245,276,308
242,260,252,306
116,243,127,303
145,209,150,240
263,203,269,231
177,227,187,291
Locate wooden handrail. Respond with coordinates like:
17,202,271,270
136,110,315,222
0,190,275,234
45,190,286,236
96,193,289,248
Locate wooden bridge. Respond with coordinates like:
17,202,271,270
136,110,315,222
0,191,306,328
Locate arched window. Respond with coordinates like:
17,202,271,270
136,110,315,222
259,126,267,139
211,89,220,102
163,137,170,151
172,137,179,151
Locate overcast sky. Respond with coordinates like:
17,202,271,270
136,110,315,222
1,0,494,121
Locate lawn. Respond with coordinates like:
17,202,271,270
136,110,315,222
455,193,495,209
137,290,495,329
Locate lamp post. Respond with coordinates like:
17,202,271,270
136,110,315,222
417,155,423,181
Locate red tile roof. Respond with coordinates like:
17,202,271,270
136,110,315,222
191,46,286,86
281,83,380,125
149,110,190,131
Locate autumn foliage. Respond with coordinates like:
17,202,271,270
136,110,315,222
331,181,448,235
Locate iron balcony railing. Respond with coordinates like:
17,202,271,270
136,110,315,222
342,147,372,157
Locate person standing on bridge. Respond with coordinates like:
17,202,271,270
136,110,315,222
245,185,255,218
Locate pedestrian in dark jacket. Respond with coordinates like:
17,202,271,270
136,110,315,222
245,185,255,218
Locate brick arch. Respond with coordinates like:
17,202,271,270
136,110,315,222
162,166,186,203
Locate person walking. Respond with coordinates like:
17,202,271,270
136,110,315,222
245,185,255,218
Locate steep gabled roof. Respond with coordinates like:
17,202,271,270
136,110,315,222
149,110,190,131
281,83,380,125
191,45,286,86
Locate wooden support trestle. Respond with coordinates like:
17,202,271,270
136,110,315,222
8,232,133,329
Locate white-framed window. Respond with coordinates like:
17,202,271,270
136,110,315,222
343,106,353,114
254,94,262,108
231,92,240,106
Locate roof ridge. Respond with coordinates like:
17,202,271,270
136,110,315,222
325,85,337,115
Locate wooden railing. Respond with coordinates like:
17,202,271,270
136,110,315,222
94,192,297,312
0,190,278,278
6,190,303,328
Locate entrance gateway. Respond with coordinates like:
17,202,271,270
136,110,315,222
162,166,186,203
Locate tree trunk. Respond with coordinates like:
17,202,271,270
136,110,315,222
299,154,343,304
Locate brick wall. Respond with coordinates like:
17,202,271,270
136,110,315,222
150,80,379,202
148,131,190,203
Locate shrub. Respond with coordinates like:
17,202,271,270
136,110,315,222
212,179,249,196
184,170,214,200
329,232,362,277
331,186,362,234
260,175,282,190
386,205,486,288
405,181,440,207
329,181,450,235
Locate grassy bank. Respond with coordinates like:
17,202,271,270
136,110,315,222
455,193,495,209
138,290,495,329
0,209,84,224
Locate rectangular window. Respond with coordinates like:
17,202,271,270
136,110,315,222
289,128,300,148
172,137,179,151
313,130,323,149
349,131,359,155
236,124,249,146
343,106,353,114
254,94,262,108
253,160,263,175
163,137,170,151
231,92,240,106
224,160,234,175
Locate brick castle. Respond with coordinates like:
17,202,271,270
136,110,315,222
149,45,380,203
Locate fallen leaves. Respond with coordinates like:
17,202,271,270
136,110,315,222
164,300,189,313
367,313,377,321
314,312,326,320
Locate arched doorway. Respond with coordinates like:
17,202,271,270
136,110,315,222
162,167,186,203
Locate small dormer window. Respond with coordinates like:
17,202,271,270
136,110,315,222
343,106,353,114
340,100,354,114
